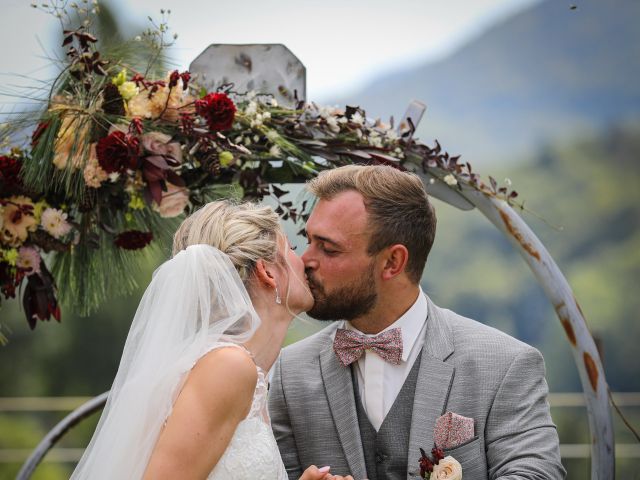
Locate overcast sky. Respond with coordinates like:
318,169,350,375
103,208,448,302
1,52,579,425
0,0,542,106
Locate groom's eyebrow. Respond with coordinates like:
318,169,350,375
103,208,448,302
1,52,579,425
307,232,343,248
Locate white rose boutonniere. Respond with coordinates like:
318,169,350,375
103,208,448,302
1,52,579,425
432,456,463,480
419,447,462,479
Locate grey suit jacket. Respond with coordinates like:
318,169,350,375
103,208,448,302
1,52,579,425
269,296,566,479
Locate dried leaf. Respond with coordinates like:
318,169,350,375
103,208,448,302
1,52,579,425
367,151,400,163
489,176,497,192
271,185,288,198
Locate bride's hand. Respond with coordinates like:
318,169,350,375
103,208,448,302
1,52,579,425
299,465,331,479
299,465,355,480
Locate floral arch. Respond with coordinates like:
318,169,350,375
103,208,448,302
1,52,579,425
0,6,613,478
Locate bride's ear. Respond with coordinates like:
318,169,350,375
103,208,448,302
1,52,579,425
254,259,277,289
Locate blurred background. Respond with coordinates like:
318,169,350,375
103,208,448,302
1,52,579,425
0,0,639,478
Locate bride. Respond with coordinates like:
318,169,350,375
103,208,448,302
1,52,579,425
71,200,353,480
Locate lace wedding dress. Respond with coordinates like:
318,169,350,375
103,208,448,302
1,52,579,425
208,344,288,480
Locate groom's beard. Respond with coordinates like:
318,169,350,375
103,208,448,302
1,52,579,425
306,261,377,321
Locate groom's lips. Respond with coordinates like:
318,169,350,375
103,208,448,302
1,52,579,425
307,277,321,292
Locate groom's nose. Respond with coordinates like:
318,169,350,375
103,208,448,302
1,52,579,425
301,247,317,269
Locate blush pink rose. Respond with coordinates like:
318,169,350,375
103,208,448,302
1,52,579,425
158,183,189,218
142,131,182,164
17,246,41,275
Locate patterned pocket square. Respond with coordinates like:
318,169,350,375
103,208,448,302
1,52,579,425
434,411,475,449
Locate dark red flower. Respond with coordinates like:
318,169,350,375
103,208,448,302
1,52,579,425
431,447,445,463
195,92,236,132
22,264,60,329
96,130,140,173
114,230,153,250
102,83,125,117
168,70,181,89
180,112,195,135
132,73,146,87
0,262,23,299
180,71,191,89
129,117,144,135
0,155,22,186
419,448,434,478
31,121,50,147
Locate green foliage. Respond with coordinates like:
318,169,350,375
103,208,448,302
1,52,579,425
0,414,72,480
424,123,640,394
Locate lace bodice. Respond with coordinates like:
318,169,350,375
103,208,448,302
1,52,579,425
207,345,288,480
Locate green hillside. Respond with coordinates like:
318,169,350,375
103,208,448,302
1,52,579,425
423,122,640,393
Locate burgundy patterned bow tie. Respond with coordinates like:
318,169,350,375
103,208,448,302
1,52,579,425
333,327,403,367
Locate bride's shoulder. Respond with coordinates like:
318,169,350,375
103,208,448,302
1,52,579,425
188,346,258,408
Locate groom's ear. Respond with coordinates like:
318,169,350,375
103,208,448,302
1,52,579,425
380,244,409,281
254,259,278,289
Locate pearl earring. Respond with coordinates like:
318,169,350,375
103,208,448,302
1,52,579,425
275,286,282,305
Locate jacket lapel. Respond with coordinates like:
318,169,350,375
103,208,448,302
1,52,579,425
407,297,455,477
320,340,367,480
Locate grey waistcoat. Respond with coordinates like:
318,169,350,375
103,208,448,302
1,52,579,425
352,351,423,480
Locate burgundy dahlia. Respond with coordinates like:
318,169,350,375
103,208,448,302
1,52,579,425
0,155,22,186
195,92,236,132
114,230,153,250
96,130,140,173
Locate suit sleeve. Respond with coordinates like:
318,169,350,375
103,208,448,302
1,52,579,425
485,346,566,479
268,353,304,480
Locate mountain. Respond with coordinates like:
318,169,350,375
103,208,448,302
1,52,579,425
328,0,640,165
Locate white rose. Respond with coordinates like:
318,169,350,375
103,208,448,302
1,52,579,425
432,456,462,480
443,174,458,186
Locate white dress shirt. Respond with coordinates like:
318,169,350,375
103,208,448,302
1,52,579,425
343,288,428,431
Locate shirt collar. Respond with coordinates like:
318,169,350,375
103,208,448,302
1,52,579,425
343,287,428,362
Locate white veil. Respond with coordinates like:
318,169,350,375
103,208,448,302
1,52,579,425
71,244,261,479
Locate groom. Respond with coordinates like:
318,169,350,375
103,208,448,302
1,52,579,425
269,165,566,479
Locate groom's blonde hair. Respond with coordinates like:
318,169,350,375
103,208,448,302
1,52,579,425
307,165,436,284
172,200,281,284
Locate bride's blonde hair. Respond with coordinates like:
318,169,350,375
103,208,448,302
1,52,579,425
172,200,281,284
